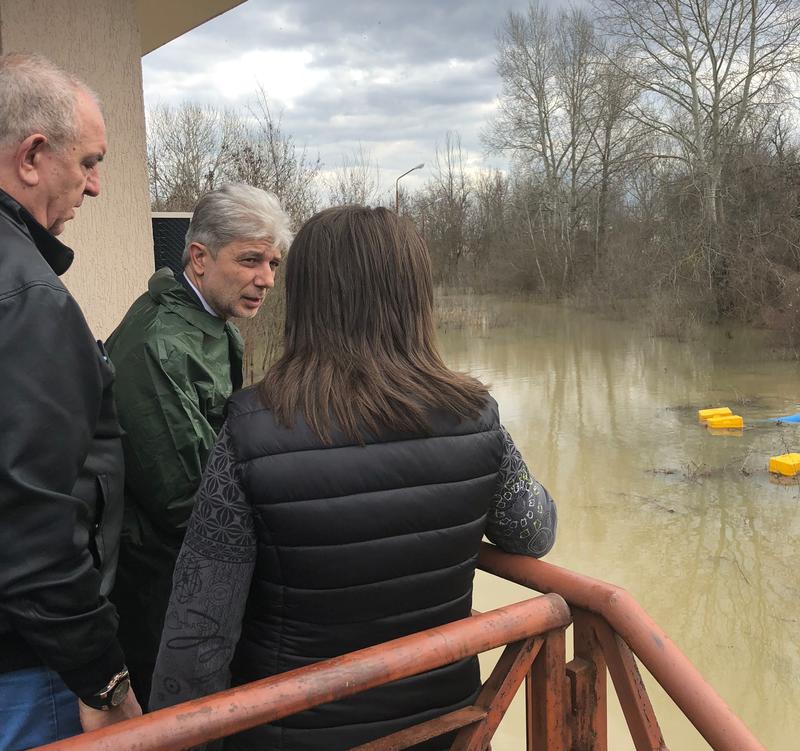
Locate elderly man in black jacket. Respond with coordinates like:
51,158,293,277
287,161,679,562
0,53,141,749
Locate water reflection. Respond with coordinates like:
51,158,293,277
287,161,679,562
439,298,800,750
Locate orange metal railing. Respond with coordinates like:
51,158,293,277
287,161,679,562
477,542,765,751
35,593,571,751
33,543,766,750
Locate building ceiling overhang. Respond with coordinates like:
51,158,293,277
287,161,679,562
137,0,246,55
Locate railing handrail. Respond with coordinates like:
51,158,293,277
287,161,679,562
477,542,765,751
33,546,766,751
35,593,571,751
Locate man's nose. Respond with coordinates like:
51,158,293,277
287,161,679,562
84,168,100,198
254,264,275,289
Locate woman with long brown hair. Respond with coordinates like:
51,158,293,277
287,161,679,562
151,205,556,750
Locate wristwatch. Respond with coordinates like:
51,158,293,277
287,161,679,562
82,667,131,711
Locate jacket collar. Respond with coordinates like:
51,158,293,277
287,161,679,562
147,266,231,339
0,187,74,276
178,270,220,318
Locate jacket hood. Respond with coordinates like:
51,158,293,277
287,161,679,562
147,267,232,340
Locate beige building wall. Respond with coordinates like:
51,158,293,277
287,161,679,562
0,0,154,338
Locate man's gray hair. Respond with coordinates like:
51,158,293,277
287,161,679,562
0,52,98,151
183,184,293,265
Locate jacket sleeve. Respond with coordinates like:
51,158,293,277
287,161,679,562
485,425,558,558
114,339,219,535
0,283,125,697
150,422,255,717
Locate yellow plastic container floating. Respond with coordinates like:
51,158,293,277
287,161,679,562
698,407,732,424
769,453,800,477
706,414,743,429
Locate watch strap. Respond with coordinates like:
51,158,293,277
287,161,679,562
81,667,130,710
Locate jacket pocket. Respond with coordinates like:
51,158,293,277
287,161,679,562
89,473,109,569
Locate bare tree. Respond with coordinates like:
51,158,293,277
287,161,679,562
595,0,800,312
469,170,511,284
486,2,605,285
555,5,599,243
486,1,557,177
426,132,472,282
147,103,236,211
146,92,321,224
224,87,320,224
587,44,645,268
325,143,383,206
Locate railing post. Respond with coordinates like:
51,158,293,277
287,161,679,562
567,609,607,751
591,617,666,751
478,543,764,751
526,626,568,751
451,636,544,751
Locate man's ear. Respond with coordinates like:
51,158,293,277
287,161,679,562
16,134,48,187
187,242,209,276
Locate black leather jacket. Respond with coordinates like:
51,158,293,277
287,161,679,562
0,189,126,699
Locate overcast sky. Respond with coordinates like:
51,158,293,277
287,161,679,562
142,0,540,201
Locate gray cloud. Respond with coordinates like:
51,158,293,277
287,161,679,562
152,1,517,62
142,0,536,191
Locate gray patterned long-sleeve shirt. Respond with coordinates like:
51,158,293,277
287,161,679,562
150,422,556,712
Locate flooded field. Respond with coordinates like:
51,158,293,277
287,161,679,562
439,297,800,750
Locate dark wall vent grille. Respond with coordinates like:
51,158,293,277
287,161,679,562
152,215,191,277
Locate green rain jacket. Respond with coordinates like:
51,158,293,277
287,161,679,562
106,267,244,702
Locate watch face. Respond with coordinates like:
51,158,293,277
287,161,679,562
110,676,130,707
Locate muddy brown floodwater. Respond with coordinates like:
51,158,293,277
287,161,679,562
438,297,799,750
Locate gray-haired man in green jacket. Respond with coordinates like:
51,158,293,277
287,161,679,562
106,183,292,706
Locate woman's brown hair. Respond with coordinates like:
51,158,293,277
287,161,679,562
259,205,489,442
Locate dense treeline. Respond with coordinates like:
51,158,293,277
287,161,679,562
413,0,800,348
146,0,800,353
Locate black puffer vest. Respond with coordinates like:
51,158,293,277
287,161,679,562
224,386,503,750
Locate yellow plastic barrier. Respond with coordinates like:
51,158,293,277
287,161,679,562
706,414,743,429
698,407,732,424
769,453,800,477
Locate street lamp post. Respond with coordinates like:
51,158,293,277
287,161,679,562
395,163,424,213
